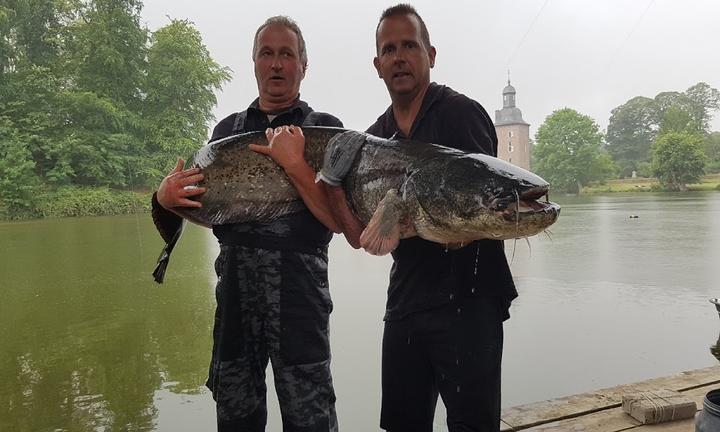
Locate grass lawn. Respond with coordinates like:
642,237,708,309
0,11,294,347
582,173,720,193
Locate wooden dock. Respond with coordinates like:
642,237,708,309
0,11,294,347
500,365,720,431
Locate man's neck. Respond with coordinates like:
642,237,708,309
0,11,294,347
391,84,430,137
258,96,298,114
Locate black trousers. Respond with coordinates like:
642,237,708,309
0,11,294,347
380,296,504,432
208,245,337,432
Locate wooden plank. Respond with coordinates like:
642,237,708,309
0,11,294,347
501,366,720,430
517,384,714,432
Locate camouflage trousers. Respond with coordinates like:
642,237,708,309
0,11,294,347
207,244,337,432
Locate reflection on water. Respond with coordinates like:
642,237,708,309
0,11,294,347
0,215,217,431
1,192,719,431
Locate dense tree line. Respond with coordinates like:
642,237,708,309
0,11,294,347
606,82,719,179
533,82,719,193
0,0,230,218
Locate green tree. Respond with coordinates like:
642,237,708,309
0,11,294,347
659,106,702,135
0,118,41,217
606,82,719,177
533,108,616,194
651,131,706,191
0,5,15,74
703,132,720,173
684,82,720,132
142,19,230,183
66,0,147,110
56,0,148,186
0,0,229,218
9,0,74,69
4,66,76,183
606,96,659,177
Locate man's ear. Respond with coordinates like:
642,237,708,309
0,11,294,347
428,46,437,68
303,63,308,77
373,57,382,78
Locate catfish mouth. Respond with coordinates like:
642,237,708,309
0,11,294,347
490,186,560,220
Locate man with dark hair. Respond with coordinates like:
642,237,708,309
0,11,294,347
370,6,516,431
322,4,517,431
152,15,340,432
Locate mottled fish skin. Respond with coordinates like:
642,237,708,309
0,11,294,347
343,134,560,242
153,127,559,283
174,127,559,242
173,127,345,226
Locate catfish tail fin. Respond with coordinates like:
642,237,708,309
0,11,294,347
152,221,185,284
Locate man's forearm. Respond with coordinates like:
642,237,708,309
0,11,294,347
284,162,341,233
324,184,364,249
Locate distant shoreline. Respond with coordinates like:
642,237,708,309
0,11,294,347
2,177,719,221
0,187,152,221
582,173,720,194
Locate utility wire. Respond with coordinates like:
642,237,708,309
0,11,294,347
603,0,655,74
506,0,551,69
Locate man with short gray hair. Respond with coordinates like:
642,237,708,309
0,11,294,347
151,15,341,432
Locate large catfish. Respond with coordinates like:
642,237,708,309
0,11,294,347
153,127,560,282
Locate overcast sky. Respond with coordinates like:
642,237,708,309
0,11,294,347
141,0,720,138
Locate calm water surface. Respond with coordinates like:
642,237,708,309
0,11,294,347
1,192,719,431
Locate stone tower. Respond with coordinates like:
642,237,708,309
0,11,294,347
494,80,530,170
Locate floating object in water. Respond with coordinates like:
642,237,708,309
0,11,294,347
629,215,639,219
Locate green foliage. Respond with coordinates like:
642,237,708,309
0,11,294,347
0,118,42,217
0,1,229,219
0,5,16,74
684,82,720,132
606,82,720,177
704,132,720,173
659,106,701,135
606,96,658,177
533,108,616,194
33,186,150,218
66,0,147,109
651,131,707,191
142,19,230,179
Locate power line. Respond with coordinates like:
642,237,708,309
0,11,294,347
603,0,656,74
506,0,551,69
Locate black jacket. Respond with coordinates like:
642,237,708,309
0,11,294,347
151,98,342,250
366,83,517,321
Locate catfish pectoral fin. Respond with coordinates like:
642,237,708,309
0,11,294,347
359,189,404,256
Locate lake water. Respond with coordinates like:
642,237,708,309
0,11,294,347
1,192,719,431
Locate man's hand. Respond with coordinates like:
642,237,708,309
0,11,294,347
157,158,206,209
249,125,306,172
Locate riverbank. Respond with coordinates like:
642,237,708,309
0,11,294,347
0,186,151,220
500,365,720,431
583,173,720,193
3,174,719,221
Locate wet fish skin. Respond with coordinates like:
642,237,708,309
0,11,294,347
173,127,345,226
153,127,560,282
